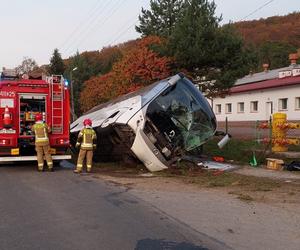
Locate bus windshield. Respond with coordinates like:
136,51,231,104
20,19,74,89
146,78,216,151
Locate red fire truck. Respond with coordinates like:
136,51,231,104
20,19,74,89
0,69,71,162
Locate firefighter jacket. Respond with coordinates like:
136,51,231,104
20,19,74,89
76,127,97,150
32,122,51,146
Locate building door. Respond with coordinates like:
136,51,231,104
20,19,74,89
266,101,273,120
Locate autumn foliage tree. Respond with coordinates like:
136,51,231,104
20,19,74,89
112,36,172,96
234,12,300,48
79,73,114,112
232,12,300,70
80,36,172,112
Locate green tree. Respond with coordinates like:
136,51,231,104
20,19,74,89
169,0,256,95
136,0,184,37
65,52,91,116
170,0,220,68
206,25,258,92
49,48,65,75
257,41,297,70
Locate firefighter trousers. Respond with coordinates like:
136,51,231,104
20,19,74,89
35,145,53,170
76,149,93,172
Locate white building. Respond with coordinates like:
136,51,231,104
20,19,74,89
212,61,300,122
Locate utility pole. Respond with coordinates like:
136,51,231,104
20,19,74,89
70,67,78,122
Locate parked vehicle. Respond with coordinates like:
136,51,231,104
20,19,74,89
0,69,71,162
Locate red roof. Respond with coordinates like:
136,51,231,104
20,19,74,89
230,75,300,94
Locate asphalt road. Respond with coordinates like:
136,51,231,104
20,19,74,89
0,164,228,250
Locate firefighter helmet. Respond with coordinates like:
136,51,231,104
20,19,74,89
35,113,43,122
83,118,92,127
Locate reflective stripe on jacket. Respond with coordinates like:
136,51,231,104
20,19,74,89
76,128,97,150
32,122,50,146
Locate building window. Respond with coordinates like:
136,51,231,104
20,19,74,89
215,104,221,114
250,101,258,112
237,102,244,113
295,97,300,110
279,98,288,110
225,103,232,114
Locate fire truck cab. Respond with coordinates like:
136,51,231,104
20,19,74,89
0,69,71,162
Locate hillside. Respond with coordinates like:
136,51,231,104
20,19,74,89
234,12,300,48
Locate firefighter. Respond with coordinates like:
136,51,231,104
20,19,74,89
32,113,53,172
74,118,97,173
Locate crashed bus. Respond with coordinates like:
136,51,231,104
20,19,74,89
70,73,217,172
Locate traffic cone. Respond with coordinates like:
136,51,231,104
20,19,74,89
3,106,12,128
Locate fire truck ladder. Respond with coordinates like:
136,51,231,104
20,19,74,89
50,76,64,134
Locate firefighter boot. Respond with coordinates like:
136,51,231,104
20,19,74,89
74,168,82,174
38,167,44,172
47,162,54,172
74,163,83,174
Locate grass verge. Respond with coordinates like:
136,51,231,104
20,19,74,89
201,138,267,165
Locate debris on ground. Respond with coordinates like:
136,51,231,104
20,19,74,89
139,173,155,177
181,155,236,171
212,156,225,162
266,158,284,170
202,161,237,171
285,161,300,171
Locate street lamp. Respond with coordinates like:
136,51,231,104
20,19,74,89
70,67,78,122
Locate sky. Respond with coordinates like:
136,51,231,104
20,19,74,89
0,0,299,69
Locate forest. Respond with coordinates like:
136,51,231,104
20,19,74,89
234,12,300,48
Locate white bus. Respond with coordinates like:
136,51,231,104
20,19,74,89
70,73,217,172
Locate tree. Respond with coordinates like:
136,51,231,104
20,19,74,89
170,0,220,70
65,41,136,114
205,25,258,92
169,0,256,94
80,73,114,112
15,57,38,75
49,48,65,75
65,52,92,116
257,41,297,70
97,46,122,74
80,36,173,112
136,0,184,37
234,12,300,48
112,37,172,96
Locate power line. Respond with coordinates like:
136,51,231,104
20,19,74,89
240,0,275,21
104,0,149,47
62,0,113,56
62,0,115,56
58,0,104,51
106,16,139,46
65,0,127,57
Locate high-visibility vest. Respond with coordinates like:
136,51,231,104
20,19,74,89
76,128,97,150
32,123,50,146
